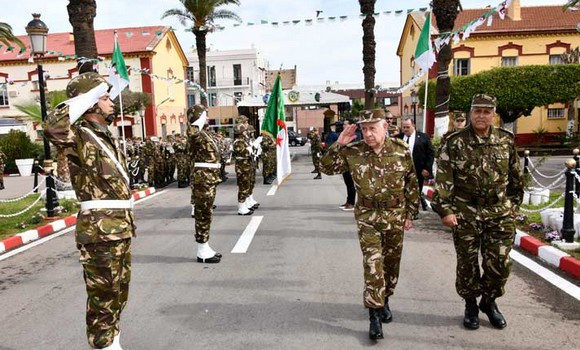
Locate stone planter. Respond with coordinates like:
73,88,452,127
15,158,34,176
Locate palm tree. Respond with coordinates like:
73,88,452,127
67,0,98,73
359,0,376,110
0,22,25,49
432,0,461,126
162,0,241,106
14,91,71,186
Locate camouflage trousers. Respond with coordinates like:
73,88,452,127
453,213,515,300
145,164,155,185
193,181,217,243
311,151,321,172
262,152,276,178
0,167,4,184
236,160,252,202
176,159,189,182
249,161,256,194
357,219,404,309
78,238,131,349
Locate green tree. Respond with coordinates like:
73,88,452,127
359,0,376,110
113,91,152,115
162,0,241,106
0,22,24,49
0,130,43,173
419,64,580,124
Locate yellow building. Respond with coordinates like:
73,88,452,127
397,0,580,145
0,26,189,139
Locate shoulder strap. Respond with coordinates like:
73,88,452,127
81,127,130,185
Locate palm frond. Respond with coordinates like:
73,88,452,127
0,22,25,49
161,8,195,27
13,102,42,123
211,9,242,22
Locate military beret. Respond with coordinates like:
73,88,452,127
359,108,385,124
471,94,497,108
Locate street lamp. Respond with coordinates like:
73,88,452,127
26,13,58,218
138,105,147,139
411,89,418,126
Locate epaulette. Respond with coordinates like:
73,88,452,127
445,129,464,142
390,137,409,149
498,127,515,137
344,140,363,149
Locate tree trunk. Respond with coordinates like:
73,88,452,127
359,0,376,110
67,0,98,73
432,1,460,120
194,29,209,107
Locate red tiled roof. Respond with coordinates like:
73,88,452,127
0,25,168,62
433,6,579,34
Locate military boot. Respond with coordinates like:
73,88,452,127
379,297,393,323
480,298,507,329
197,243,221,263
313,173,322,180
0,182,4,190
368,308,384,340
463,297,480,330
238,202,254,216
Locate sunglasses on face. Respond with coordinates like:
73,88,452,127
385,118,393,121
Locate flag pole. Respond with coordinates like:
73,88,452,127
114,30,128,159
422,70,428,133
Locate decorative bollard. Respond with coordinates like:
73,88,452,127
574,149,580,199
561,159,577,243
524,150,530,175
33,160,39,193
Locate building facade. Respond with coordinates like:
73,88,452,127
397,0,580,144
0,26,189,140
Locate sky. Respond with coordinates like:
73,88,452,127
4,0,567,87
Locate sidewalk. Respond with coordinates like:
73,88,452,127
0,175,46,200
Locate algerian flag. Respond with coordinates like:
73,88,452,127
261,75,291,185
108,37,129,100
414,12,436,73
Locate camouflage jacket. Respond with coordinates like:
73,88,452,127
188,124,221,185
431,124,524,219
320,139,420,222
310,134,323,152
261,134,276,152
142,142,156,165
233,136,252,168
0,151,5,167
43,106,135,244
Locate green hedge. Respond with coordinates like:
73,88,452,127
419,64,580,123
0,130,43,173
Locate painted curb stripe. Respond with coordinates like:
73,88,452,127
560,257,580,278
520,236,546,256
538,246,570,267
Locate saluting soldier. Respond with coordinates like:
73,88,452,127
187,105,222,263
320,109,419,340
44,72,135,350
261,133,276,184
432,94,524,330
309,127,323,179
0,147,6,190
232,118,256,215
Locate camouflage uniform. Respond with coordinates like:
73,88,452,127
432,123,524,300
154,142,166,187
43,72,135,349
320,136,419,309
248,126,258,195
142,139,156,187
261,134,276,182
0,149,6,190
188,106,222,244
233,127,253,203
174,136,189,187
310,132,323,173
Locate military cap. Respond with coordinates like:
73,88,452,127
312,127,318,132
66,72,112,98
234,123,248,134
471,94,497,108
187,104,206,123
359,108,386,124
453,111,466,121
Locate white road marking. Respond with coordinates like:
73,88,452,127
0,190,166,260
510,250,580,301
267,185,278,196
231,216,263,254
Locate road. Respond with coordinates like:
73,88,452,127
0,146,579,349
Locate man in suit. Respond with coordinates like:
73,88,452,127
398,117,435,211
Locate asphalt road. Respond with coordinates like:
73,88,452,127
0,146,579,349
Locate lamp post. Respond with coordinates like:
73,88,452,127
26,13,57,218
411,89,418,126
138,105,147,139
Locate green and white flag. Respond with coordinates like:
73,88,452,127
108,35,129,100
414,12,436,73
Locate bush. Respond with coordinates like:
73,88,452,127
0,130,43,172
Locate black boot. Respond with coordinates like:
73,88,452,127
0,182,4,190
480,298,507,329
368,308,384,340
463,298,480,330
313,173,322,180
311,169,318,174
421,197,428,211
379,297,393,323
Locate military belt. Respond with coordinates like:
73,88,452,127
454,189,501,206
358,197,402,209
80,199,134,211
194,162,221,169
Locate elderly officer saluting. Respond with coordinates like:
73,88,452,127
432,94,524,331
44,72,134,350
320,109,419,340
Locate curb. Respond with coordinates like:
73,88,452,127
423,186,580,279
0,187,156,255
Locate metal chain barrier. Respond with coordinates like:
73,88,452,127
0,177,47,203
0,189,46,218
527,158,567,179
520,191,566,214
49,175,72,188
528,171,566,190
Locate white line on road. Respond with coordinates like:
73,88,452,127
267,185,278,196
510,250,580,301
231,216,263,254
0,190,166,261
